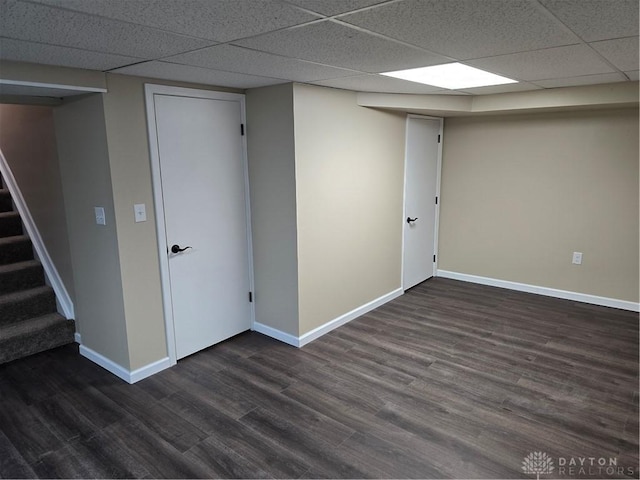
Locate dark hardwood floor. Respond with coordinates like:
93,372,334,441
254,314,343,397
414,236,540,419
1,278,638,479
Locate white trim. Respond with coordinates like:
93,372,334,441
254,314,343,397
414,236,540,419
144,84,254,366
437,270,640,312
401,115,443,290
74,332,82,344
253,322,300,347
0,79,107,93
298,288,404,346
0,149,75,319
129,357,172,383
144,85,177,366
253,288,404,347
79,345,131,383
79,344,171,384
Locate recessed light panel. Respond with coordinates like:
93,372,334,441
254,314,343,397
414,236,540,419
381,62,518,89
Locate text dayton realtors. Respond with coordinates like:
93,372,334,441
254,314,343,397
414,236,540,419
557,456,636,477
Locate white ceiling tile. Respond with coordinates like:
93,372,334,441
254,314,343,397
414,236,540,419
532,72,628,88
29,0,319,42
467,45,616,81
110,61,286,89
590,37,639,72
457,82,542,95
283,0,389,16
0,37,141,70
625,71,639,81
165,45,358,82
338,0,580,59
233,20,450,73
311,74,449,93
1,0,213,58
539,0,639,42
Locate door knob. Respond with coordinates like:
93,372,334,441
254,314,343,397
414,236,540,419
170,244,192,254
406,217,418,224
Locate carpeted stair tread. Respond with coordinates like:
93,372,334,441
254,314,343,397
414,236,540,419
0,260,45,294
0,183,76,364
0,189,11,213
0,211,22,238
0,313,75,364
0,285,56,326
0,234,33,265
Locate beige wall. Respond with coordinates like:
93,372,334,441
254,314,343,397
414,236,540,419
293,84,406,334
101,73,242,370
246,84,300,336
53,94,130,367
0,60,107,91
439,108,639,302
101,74,167,370
0,104,75,301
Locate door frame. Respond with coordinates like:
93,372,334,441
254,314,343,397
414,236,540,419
401,114,444,291
144,84,255,366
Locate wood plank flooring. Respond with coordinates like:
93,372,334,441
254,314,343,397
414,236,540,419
0,278,638,479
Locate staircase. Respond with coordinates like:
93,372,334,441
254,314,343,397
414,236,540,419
0,176,75,364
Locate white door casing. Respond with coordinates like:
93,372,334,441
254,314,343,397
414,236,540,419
145,85,254,363
402,115,443,290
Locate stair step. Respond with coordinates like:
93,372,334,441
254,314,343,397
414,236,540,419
0,235,33,265
0,285,56,327
0,260,45,295
0,211,22,238
0,313,76,364
0,189,11,213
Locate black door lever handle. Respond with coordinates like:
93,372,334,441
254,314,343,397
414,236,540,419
170,244,192,254
406,217,418,224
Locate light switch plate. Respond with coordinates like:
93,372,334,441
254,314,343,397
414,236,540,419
134,203,147,223
94,206,106,226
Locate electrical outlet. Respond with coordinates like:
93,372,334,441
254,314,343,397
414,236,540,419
94,206,106,226
572,252,582,265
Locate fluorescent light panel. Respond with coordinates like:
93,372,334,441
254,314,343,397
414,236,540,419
381,62,517,89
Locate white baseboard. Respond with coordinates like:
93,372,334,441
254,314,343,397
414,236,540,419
254,288,404,348
74,332,82,344
253,322,300,347
437,270,639,312
79,345,131,383
79,345,171,384
298,288,404,347
129,357,172,383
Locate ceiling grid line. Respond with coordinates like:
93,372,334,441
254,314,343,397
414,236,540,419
0,0,636,95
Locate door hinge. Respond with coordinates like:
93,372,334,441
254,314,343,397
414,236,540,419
437,134,441,143
249,291,253,303
433,255,436,262
435,196,438,205
241,124,245,136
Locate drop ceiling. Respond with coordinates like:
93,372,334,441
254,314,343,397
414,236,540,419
0,0,637,95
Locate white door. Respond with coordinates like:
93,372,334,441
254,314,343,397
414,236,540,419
403,116,442,290
153,93,251,360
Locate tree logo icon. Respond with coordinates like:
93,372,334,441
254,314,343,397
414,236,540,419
522,451,555,480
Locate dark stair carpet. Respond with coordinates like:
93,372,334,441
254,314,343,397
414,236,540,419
0,179,75,364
